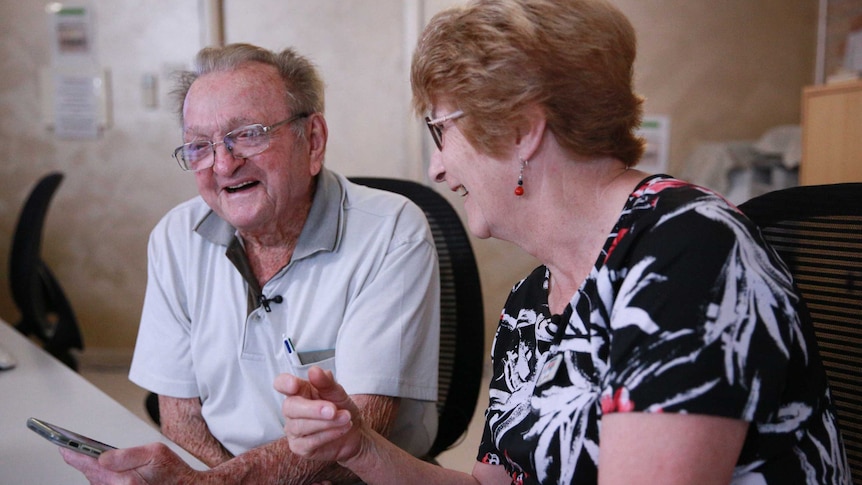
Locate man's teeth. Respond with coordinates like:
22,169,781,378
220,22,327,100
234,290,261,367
227,181,255,191
458,185,468,196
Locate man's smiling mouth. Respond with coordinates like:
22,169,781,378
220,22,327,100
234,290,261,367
225,181,259,193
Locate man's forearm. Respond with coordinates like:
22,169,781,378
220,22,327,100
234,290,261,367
166,417,233,468
198,394,398,485
160,396,233,467
199,437,360,485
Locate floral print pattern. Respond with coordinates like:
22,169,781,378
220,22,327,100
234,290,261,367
477,176,850,484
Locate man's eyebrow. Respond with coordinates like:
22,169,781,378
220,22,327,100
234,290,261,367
183,117,257,138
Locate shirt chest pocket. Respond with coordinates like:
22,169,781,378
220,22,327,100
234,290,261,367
284,347,336,380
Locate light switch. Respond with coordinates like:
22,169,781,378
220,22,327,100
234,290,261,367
142,73,158,109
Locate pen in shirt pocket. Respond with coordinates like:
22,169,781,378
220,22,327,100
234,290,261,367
283,335,303,368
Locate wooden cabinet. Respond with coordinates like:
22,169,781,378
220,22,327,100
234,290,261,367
800,80,862,185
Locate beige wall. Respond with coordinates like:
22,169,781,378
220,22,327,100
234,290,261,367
0,1,202,352
0,1,817,356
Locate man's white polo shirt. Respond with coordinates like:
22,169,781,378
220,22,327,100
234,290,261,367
129,169,440,457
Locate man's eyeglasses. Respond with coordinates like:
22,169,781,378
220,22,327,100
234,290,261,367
424,110,465,151
172,112,310,171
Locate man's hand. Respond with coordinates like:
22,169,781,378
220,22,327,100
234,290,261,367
274,366,364,463
60,442,198,484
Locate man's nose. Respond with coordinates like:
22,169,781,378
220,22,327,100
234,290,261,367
211,142,242,174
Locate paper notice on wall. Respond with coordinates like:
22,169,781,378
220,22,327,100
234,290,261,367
53,72,99,139
845,29,862,73
636,115,671,174
49,4,96,66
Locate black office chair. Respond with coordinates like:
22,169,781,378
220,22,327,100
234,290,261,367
350,177,485,458
739,183,862,484
8,172,84,370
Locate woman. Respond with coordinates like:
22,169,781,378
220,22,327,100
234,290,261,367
275,0,849,483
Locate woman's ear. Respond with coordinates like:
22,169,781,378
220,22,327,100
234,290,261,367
515,104,546,162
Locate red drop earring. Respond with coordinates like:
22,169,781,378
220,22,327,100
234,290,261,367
515,158,527,196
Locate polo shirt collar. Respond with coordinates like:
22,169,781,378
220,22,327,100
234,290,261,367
194,167,346,259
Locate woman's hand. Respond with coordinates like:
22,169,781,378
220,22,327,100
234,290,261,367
274,366,364,463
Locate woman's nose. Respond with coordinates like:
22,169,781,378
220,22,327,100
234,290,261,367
427,151,446,183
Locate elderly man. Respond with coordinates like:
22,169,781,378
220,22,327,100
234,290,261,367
61,43,439,484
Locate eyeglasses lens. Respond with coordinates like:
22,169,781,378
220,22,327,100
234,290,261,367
227,125,270,158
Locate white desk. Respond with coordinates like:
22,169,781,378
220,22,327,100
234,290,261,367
0,320,206,484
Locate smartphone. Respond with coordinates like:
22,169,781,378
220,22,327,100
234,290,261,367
26,417,117,458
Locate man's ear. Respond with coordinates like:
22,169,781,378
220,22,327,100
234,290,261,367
515,104,546,162
307,113,328,176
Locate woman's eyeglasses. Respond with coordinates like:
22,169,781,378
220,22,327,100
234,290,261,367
424,110,465,151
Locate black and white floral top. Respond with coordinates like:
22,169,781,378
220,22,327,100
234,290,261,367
478,175,850,485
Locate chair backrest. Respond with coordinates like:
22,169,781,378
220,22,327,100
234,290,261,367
738,183,862,483
9,172,83,370
350,177,485,458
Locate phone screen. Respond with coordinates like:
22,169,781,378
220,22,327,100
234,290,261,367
27,417,117,458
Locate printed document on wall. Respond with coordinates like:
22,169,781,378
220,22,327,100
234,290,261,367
637,115,671,174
